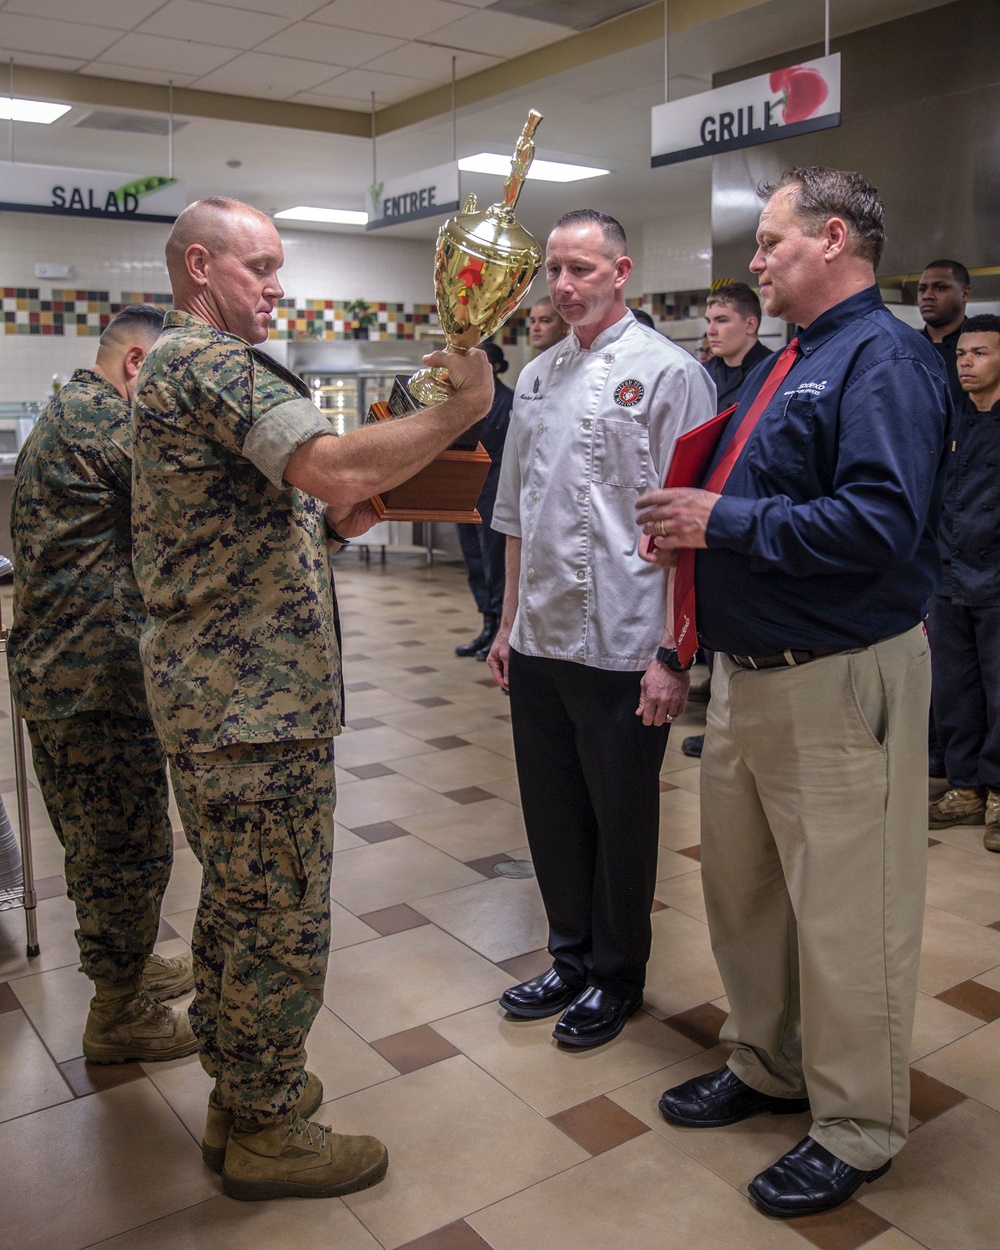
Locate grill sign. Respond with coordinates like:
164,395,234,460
651,54,841,168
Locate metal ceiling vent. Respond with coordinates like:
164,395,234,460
74,111,189,136
487,0,649,30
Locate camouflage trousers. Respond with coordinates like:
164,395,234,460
25,713,172,985
170,738,335,1125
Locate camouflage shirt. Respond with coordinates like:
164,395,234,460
8,368,149,720
131,310,343,755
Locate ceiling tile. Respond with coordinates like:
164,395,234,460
195,0,329,16
363,42,501,82
80,64,200,89
0,12,123,60
2,0,164,29
308,0,474,41
425,9,574,56
94,32,241,76
191,51,340,100
307,68,430,106
255,21,405,67
135,0,291,51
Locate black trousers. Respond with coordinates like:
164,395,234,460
927,595,1000,790
508,649,669,999
456,474,505,619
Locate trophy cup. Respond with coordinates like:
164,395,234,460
365,110,544,523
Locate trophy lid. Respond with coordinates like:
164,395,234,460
435,110,544,267
439,204,541,268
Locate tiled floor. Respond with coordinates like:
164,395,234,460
1,555,998,1250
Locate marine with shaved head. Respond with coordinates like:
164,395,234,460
131,196,492,1201
9,303,199,1066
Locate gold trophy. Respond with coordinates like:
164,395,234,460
366,110,544,523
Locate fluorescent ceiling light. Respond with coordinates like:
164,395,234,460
274,206,367,225
0,96,71,124
458,153,609,182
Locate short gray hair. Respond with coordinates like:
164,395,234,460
759,166,885,270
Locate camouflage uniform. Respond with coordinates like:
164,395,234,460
8,369,173,986
132,310,343,1123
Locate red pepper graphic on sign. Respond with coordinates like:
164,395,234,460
769,66,828,124
455,257,485,305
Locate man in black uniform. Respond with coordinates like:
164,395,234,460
918,259,970,406
455,342,515,659
927,314,1000,850
703,282,773,412
918,260,970,775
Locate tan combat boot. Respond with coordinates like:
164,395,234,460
928,786,987,829
984,791,1000,853
141,951,194,1001
82,979,197,1064
221,1109,388,1201
202,1071,325,1172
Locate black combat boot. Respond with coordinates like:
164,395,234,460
475,614,499,660
456,613,497,657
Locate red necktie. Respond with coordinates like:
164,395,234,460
672,337,801,665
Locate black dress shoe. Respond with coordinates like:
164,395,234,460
681,734,704,758
748,1135,891,1218
552,987,642,1048
658,1065,810,1128
499,968,579,1019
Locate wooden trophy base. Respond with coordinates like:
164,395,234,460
366,393,492,523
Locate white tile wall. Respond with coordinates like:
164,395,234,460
0,211,432,400
641,211,712,293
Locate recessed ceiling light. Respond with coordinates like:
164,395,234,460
458,153,609,182
0,96,71,124
274,206,368,225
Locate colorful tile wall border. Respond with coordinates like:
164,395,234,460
1,288,172,335
1,287,712,340
268,299,439,341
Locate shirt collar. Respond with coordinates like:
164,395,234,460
964,395,1000,416
569,311,635,354
796,284,884,357
921,321,966,347
70,367,119,397
164,309,213,333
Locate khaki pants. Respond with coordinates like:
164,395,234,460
701,626,929,1170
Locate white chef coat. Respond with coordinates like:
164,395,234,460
492,312,716,670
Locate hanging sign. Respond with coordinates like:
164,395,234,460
0,161,185,221
651,53,841,168
366,162,460,231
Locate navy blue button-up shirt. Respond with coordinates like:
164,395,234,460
696,285,951,655
938,396,1000,606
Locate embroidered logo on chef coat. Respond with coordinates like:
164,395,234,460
533,376,540,393
614,379,644,407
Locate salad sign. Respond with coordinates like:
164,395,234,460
651,53,841,167
0,161,185,221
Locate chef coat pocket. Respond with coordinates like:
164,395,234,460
591,417,649,489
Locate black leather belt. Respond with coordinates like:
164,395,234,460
728,645,844,671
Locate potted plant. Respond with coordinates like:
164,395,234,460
347,298,377,339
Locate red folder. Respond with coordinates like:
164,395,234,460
638,404,736,560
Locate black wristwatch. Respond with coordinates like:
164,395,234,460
655,645,694,673
324,521,351,548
